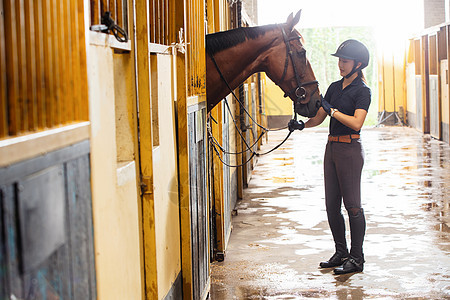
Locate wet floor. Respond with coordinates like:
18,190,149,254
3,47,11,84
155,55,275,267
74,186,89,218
210,127,450,299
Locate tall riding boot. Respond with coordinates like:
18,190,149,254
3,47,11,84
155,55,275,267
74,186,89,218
348,208,366,260
328,209,349,255
320,210,349,268
334,208,366,274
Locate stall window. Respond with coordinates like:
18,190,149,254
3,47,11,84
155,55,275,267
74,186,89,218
429,35,437,75
415,39,421,75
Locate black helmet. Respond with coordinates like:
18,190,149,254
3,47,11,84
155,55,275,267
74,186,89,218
332,39,370,77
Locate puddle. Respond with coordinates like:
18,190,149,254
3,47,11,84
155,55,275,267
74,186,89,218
211,127,450,299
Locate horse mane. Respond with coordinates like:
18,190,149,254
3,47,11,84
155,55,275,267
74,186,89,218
206,24,279,56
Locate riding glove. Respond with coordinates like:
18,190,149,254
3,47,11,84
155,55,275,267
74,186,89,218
288,119,305,132
321,98,332,115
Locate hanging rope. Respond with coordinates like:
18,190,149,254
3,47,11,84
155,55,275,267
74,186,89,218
102,11,128,42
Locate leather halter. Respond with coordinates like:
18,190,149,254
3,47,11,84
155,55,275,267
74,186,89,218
279,27,318,102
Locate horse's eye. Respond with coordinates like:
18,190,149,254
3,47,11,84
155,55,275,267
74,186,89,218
297,50,307,61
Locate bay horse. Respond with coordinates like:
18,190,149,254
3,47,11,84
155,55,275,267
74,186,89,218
206,10,321,118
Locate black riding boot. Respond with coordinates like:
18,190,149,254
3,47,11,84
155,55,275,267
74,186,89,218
320,209,349,268
349,208,366,260
334,208,366,274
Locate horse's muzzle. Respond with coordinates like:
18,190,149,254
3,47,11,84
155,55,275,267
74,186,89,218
294,93,321,118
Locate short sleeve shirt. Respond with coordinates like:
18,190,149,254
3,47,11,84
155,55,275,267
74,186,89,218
324,76,371,135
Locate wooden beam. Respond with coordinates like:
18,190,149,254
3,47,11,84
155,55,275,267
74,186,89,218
4,0,20,135
117,0,123,29
0,0,8,137
172,1,195,298
50,0,61,125
34,0,46,128
135,0,158,298
90,0,100,26
15,0,28,132
24,0,37,131
62,0,74,123
42,0,55,127
76,0,89,121
70,0,81,121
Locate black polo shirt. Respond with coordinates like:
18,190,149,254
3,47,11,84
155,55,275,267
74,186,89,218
324,76,371,135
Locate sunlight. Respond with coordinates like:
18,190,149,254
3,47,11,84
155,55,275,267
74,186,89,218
258,0,424,54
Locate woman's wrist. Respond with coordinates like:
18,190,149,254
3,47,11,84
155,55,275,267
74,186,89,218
331,108,338,118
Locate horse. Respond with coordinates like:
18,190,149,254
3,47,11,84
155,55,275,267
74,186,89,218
206,10,321,118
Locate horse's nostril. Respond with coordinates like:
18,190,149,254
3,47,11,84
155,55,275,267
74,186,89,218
316,100,321,108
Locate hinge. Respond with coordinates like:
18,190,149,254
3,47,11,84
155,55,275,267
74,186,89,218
140,176,153,195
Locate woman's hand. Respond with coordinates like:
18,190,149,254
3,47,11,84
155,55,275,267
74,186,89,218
305,107,328,128
321,99,332,115
332,109,368,132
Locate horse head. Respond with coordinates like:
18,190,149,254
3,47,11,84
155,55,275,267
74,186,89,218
265,10,322,118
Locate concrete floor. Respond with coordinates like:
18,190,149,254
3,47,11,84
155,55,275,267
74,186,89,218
210,126,450,299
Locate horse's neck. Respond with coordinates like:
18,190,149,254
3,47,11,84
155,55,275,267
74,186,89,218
216,30,278,87
206,27,280,111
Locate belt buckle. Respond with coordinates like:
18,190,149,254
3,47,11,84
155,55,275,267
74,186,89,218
339,135,351,143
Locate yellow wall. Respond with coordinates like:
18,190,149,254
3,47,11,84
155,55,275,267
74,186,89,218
151,53,182,299
87,40,143,300
264,75,293,116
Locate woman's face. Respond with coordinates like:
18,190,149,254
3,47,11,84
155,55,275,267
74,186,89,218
338,58,355,77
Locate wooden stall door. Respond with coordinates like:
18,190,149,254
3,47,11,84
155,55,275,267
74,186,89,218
441,60,450,143
0,142,96,300
416,75,424,132
188,106,210,300
222,104,232,248
430,75,440,139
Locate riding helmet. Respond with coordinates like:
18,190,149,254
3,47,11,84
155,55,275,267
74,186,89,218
331,39,370,69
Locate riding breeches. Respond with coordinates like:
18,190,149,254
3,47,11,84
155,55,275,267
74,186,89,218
324,139,366,259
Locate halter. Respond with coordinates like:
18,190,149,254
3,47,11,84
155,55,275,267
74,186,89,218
279,27,319,103
206,26,319,167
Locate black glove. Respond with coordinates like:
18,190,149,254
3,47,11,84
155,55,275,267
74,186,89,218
321,98,332,115
288,119,305,132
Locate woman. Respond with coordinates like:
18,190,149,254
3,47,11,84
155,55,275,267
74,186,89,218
305,39,371,275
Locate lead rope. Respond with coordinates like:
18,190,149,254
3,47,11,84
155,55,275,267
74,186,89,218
208,52,303,168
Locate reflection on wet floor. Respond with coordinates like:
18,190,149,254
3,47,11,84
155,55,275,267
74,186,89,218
210,127,450,299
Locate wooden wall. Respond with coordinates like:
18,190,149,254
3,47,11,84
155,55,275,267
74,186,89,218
0,0,88,138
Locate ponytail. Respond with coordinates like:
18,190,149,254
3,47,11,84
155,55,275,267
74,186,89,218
358,70,367,84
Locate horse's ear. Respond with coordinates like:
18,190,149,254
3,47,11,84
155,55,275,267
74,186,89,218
286,10,302,32
286,12,294,25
